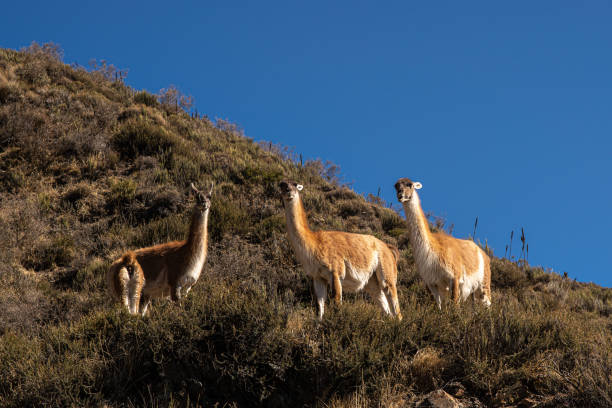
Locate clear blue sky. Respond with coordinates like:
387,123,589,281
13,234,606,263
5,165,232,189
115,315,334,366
2,1,611,286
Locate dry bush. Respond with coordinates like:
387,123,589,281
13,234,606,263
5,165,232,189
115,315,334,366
138,187,184,221
410,347,447,390
0,83,21,104
325,186,359,202
337,199,372,218
0,266,52,335
0,197,47,263
21,235,75,271
491,257,528,290
16,59,51,86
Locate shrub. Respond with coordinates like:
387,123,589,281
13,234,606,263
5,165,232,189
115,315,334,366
0,83,21,104
169,155,202,185
337,199,371,218
111,119,175,159
158,85,193,114
326,186,358,202
252,214,285,243
105,178,137,214
63,183,91,206
73,258,108,292
22,236,75,271
240,166,283,185
83,151,118,179
0,266,52,335
124,187,181,226
16,60,50,86
209,198,251,242
23,41,63,62
132,213,188,248
378,208,405,232
491,258,528,290
134,90,159,107
0,168,26,192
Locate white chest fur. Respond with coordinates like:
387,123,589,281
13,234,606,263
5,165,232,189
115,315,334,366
183,244,206,283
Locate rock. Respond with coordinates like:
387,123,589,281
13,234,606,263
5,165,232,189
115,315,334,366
418,389,463,408
446,381,465,398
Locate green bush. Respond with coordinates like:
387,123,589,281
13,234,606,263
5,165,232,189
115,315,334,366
209,198,251,242
378,208,405,232
337,199,371,218
252,214,285,243
133,90,159,107
22,236,75,271
73,258,108,291
0,169,26,193
240,166,283,185
63,183,91,206
132,213,188,248
111,119,175,159
169,155,202,185
105,178,137,213
491,258,528,290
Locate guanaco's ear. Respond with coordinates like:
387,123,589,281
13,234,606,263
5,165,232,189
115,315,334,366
190,182,200,194
414,182,422,190
296,184,303,191
208,182,214,196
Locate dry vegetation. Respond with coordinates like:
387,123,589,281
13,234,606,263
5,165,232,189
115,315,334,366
0,44,611,407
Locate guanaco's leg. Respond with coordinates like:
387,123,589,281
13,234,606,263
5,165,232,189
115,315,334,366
365,279,391,315
384,283,402,321
483,288,492,307
453,275,460,304
332,272,342,304
379,253,402,320
331,261,346,305
140,294,151,316
313,278,328,320
171,285,182,302
428,284,443,309
475,286,492,307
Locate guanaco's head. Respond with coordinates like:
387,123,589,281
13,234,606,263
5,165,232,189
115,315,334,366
115,251,144,315
279,180,303,205
190,182,213,212
394,178,422,203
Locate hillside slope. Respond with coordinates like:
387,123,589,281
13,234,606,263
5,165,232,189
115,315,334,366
0,44,610,407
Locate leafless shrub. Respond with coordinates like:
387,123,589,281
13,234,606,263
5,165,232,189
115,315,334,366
215,117,244,137
0,197,46,262
23,42,63,62
158,85,193,113
88,59,128,83
304,159,342,185
258,140,299,163
0,265,52,335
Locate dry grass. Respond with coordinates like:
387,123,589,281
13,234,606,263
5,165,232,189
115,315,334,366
0,44,610,407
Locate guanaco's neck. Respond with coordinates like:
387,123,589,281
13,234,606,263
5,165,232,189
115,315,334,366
187,208,209,257
402,192,436,265
284,194,316,253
